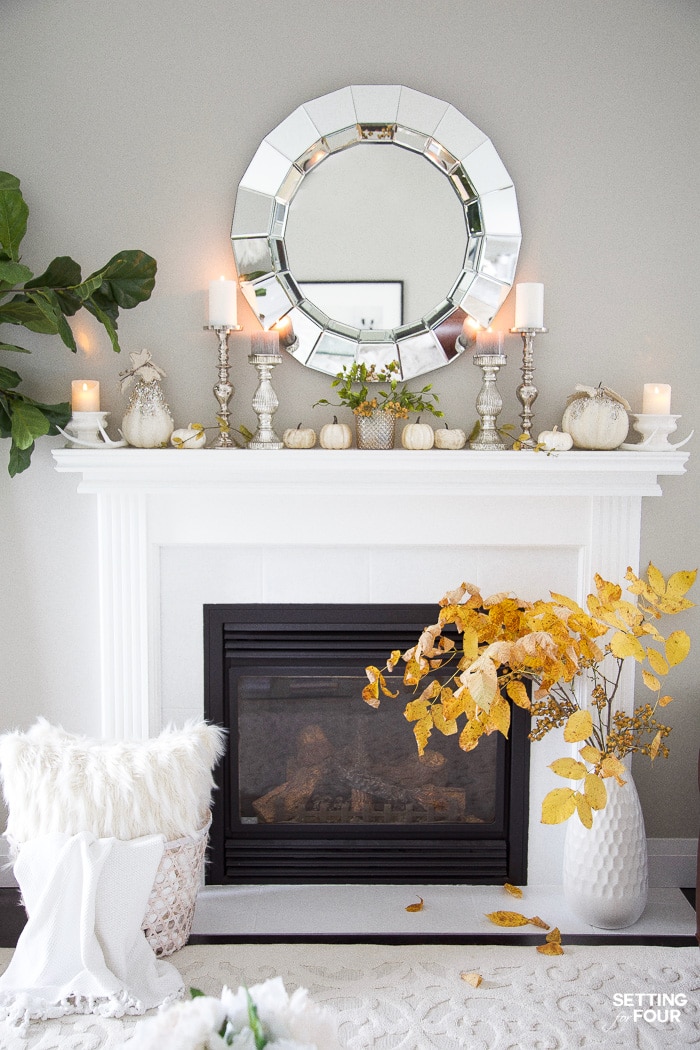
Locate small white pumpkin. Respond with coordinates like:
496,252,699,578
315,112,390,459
434,424,467,450
319,415,353,449
561,384,631,450
537,425,573,452
401,418,434,450
170,424,207,449
283,423,316,449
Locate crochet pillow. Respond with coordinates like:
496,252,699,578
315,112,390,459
0,718,226,846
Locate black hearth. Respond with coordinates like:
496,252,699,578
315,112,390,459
204,604,529,884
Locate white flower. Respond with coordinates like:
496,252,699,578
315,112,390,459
130,995,227,1050
132,978,343,1050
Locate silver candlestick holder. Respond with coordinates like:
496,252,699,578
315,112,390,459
248,350,284,449
204,324,242,448
511,326,547,448
470,351,508,450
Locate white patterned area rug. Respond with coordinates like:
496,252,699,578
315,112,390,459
0,942,698,1049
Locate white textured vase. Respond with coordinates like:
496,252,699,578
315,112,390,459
562,774,648,929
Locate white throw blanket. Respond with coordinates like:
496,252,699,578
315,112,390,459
0,832,184,1033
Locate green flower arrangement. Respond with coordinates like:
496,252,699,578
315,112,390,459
314,360,442,420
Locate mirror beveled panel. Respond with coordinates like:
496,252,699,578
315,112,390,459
232,85,521,378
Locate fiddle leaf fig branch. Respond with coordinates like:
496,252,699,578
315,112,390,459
0,172,157,476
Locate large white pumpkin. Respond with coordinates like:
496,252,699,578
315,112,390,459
561,385,630,450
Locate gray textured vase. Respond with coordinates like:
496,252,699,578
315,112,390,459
562,773,648,929
355,410,396,450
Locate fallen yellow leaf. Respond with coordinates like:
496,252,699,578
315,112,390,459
485,911,549,930
405,896,424,912
537,941,564,955
504,883,523,899
528,915,550,930
545,927,562,943
485,911,529,927
460,972,482,987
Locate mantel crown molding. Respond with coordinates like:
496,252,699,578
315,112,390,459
52,447,688,498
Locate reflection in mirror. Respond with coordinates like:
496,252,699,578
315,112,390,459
232,85,521,379
285,145,467,327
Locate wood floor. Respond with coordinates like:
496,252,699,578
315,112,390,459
0,886,695,949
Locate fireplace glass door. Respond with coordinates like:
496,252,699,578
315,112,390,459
205,605,529,884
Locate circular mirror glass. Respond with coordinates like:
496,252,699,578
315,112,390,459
232,85,521,379
284,144,468,327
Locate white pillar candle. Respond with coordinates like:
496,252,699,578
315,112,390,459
642,383,671,414
71,379,100,412
250,331,280,355
275,316,296,348
208,276,238,326
514,283,545,328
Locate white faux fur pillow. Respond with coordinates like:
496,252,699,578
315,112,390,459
0,718,226,846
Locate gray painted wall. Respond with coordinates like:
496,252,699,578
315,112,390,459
1,0,698,838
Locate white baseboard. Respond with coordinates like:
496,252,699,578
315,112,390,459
0,837,696,890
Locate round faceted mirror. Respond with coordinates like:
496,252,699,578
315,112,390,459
232,85,521,379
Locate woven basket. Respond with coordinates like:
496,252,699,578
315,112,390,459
141,816,211,957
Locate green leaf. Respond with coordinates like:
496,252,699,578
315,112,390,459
0,298,59,333
0,341,31,354
0,366,21,389
8,439,33,477
10,399,51,449
25,256,84,317
84,298,120,352
246,988,267,1050
86,250,157,311
25,255,82,290
0,173,21,192
0,182,28,262
0,259,34,288
24,289,77,350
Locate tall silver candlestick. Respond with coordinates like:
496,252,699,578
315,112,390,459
470,351,508,450
248,350,284,449
511,326,547,448
204,324,242,448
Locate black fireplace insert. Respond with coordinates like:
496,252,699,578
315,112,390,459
204,604,529,884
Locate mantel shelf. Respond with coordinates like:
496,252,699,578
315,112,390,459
53,447,688,498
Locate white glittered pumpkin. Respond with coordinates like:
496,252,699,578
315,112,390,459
434,424,467,450
561,385,631,450
401,418,434,450
170,424,207,449
319,416,352,449
283,423,316,449
537,426,573,452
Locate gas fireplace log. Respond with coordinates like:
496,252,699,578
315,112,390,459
252,764,327,823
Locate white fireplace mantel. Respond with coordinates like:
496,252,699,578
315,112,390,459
53,446,687,885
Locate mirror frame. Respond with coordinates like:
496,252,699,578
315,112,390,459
231,85,521,379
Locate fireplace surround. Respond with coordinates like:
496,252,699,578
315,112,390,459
52,446,688,885
204,603,530,884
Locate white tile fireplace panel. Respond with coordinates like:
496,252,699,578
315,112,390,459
261,547,372,603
